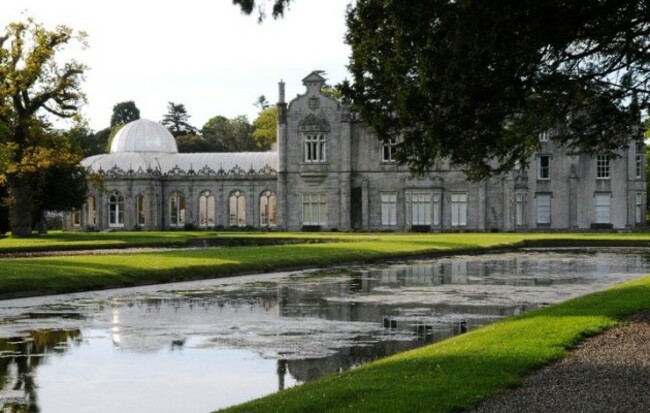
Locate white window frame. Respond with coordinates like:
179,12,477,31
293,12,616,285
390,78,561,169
451,192,468,227
594,193,611,224
108,191,125,228
538,130,549,142
382,137,397,163
596,156,610,179
515,192,526,227
86,195,96,226
229,191,246,227
538,155,550,180
136,194,146,227
636,154,643,179
304,134,327,163
169,192,186,227
260,190,277,227
536,193,551,225
432,193,441,227
199,191,216,227
381,193,397,226
410,193,432,226
302,193,327,225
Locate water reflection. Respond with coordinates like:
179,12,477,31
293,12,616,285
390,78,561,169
0,249,649,412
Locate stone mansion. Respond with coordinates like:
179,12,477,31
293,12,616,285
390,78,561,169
64,71,647,232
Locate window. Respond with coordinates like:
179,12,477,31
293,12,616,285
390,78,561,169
169,192,186,227
382,137,397,162
260,191,277,227
538,130,549,142
538,155,550,180
411,193,431,226
302,193,327,225
229,191,246,227
432,193,441,226
72,209,81,227
86,196,96,226
594,193,611,224
381,193,397,226
636,155,643,179
596,156,610,179
536,193,551,225
515,192,525,227
109,191,125,227
635,193,644,224
304,134,327,162
136,194,146,226
451,193,468,227
199,191,216,227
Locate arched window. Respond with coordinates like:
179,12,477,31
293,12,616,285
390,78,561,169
199,191,216,227
229,191,246,227
86,195,96,227
169,192,186,227
136,194,146,227
109,191,125,227
260,190,277,227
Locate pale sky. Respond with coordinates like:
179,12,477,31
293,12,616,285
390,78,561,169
1,0,352,131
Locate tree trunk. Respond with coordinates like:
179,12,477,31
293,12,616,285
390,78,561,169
6,175,33,237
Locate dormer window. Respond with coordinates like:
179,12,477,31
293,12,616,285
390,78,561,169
382,137,397,162
304,133,327,162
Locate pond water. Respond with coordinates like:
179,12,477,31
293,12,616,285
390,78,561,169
1,248,649,412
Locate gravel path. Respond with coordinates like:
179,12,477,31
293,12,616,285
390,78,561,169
472,312,650,413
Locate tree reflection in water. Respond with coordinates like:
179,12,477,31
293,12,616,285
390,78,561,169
0,330,81,412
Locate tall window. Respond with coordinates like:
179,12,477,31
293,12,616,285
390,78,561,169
109,191,125,227
636,155,643,179
538,155,550,180
635,193,644,224
515,192,525,227
304,134,327,162
136,194,146,226
302,193,327,225
72,209,81,227
169,192,186,227
410,193,431,226
229,191,246,226
260,191,277,227
596,156,610,179
594,193,611,224
86,195,96,226
199,191,216,227
536,193,551,225
451,193,468,227
382,137,397,162
381,193,397,226
432,193,441,226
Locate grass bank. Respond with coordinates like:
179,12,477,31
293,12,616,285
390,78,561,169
2,232,650,298
218,275,650,413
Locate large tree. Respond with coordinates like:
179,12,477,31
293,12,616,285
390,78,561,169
343,0,649,179
162,102,198,137
232,0,293,21
110,100,140,127
201,115,256,152
252,106,277,150
0,19,88,236
237,1,650,180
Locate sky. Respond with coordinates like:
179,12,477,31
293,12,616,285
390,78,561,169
1,0,352,131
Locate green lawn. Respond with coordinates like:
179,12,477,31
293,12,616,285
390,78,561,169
218,275,650,413
2,231,650,298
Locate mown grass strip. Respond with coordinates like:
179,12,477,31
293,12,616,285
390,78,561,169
217,275,650,413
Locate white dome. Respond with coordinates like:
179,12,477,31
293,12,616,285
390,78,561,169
110,119,178,154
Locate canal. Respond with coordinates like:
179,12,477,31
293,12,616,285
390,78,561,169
0,248,648,412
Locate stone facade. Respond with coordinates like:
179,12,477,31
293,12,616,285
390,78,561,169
65,71,646,232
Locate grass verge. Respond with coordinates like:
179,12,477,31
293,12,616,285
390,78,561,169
217,275,650,413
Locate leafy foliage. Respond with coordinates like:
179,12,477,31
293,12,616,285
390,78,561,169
252,106,277,150
0,18,88,235
232,0,293,22
343,0,650,179
201,115,256,152
161,102,198,137
110,100,140,127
